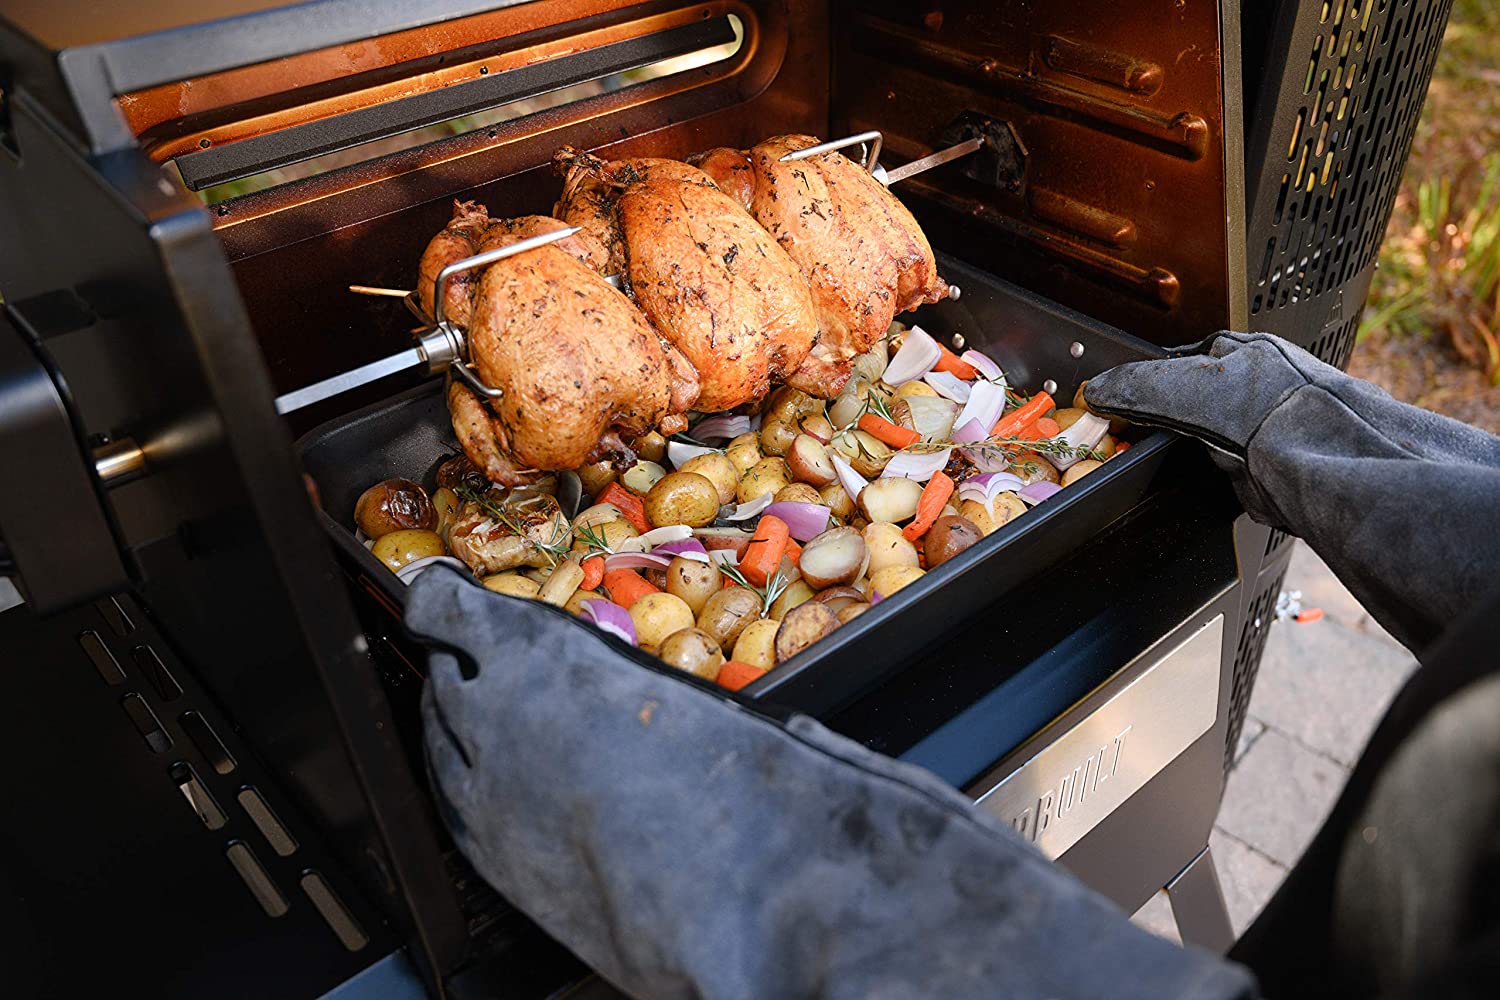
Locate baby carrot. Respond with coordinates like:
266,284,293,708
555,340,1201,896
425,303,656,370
784,538,802,567
597,482,649,533
716,660,767,692
857,413,921,449
991,391,1054,440
902,471,955,543
579,555,606,591
602,569,659,610
1034,417,1061,439
740,515,791,586
932,344,979,380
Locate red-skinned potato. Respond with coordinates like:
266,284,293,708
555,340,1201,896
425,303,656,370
798,527,868,590
923,515,982,568
774,601,840,662
356,479,435,538
786,434,837,487
694,527,757,559
836,602,871,624
812,586,865,614
797,413,835,444
819,482,855,520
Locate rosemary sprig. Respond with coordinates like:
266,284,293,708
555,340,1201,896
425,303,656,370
862,391,896,424
456,485,573,565
573,521,614,556
715,561,791,618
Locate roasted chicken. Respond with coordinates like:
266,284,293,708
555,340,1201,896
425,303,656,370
417,202,698,484
690,135,949,396
554,149,825,411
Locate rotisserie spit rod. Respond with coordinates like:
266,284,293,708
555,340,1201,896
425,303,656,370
278,133,978,415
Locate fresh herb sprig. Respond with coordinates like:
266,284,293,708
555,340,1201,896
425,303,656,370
716,561,791,619
573,521,614,556
902,435,1102,464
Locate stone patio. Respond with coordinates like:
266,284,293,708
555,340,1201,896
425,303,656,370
1130,540,1419,943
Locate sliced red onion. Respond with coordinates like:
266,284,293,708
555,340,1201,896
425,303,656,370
870,591,884,605
923,370,972,403
953,380,1007,440
950,418,986,445
749,410,764,431
395,555,469,585
724,492,775,522
604,551,673,572
961,350,1004,382
762,501,832,541
667,440,719,469
881,325,942,385
1052,412,1111,471
1017,481,1062,506
830,452,870,503
957,472,1026,506
581,599,638,646
616,525,694,552
881,449,951,482
689,414,751,441
652,538,710,560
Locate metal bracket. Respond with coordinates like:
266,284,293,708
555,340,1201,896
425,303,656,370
779,130,885,173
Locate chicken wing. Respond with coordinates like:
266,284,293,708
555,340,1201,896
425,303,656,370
692,136,949,397
554,149,824,411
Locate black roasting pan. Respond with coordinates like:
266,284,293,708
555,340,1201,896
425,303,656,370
296,255,1174,717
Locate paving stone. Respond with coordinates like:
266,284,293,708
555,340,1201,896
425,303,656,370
1130,891,1181,944
1233,717,1266,768
1285,542,1400,646
1216,727,1346,868
1209,828,1288,936
1249,616,1417,766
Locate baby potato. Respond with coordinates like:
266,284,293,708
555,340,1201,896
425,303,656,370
786,434,837,487
828,381,869,430
923,515,982,568
697,586,763,648
482,572,541,598
634,430,667,464
622,460,667,495
812,586,865,615
797,413,835,444
657,627,725,679
862,522,919,572
958,494,1027,537
630,592,696,652
646,472,720,528
892,380,939,400
665,556,720,615
725,433,763,474
1062,459,1103,487
573,502,623,536
732,618,781,670
836,602,871,624
372,529,445,570
577,461,617,498
1051,407,1087,432
431,486,460,542
759,417,799,457
356,478,435,538
1095,435,1118,459
765,386,822,424
1011,452,1061,486
565,588,603,616
859,477,923,524
679,452,740,505
737,457,792,504
833,430,893,477
798,527,868,590
768,579,815,620
775,482,824,505
597,518,640,550
1074,379,1129,434
774,601,840,662
868,564,925,599
819,482,855,520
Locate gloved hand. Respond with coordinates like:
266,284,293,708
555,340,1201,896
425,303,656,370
410,566,1254,1000
1085,332,1500,652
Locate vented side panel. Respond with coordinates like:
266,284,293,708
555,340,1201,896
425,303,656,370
1244,0,1453,367
1225,567,1288,772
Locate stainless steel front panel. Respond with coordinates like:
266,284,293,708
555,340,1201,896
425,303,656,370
970,615,1223,859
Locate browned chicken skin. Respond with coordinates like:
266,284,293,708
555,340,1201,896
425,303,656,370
693,136,949,397
417,202,698,484
554,148,825,411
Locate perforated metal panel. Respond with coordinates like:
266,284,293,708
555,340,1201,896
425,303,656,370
1226,566,1288,772
1244,0,1453,367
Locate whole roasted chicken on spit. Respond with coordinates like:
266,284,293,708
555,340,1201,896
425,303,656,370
417,202,699,485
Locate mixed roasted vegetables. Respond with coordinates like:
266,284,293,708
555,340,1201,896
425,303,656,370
352,324,1133,691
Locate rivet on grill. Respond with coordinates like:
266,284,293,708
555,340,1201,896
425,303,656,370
1043,379,1058,395
950,334,966,349
479,66,489,75
1070,342,1085,358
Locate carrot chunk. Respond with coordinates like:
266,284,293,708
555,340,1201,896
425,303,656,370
740,515,791,586
932,344,979,380
716,660,767,691
991,392,1054,440
902,471,955,543
602,569,658,610
579,555,606,591
857,413,921,449
597,482,649,533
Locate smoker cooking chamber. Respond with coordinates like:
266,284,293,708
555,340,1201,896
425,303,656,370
6,0,1432,996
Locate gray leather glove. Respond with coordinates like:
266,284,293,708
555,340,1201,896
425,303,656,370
1085,332,1500,652
411,567,1255,1000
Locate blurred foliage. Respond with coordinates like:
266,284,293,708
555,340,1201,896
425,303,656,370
1361,0,1500,384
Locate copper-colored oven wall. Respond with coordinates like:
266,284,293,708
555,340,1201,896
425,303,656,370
832,1,1231,347
222,0,827,403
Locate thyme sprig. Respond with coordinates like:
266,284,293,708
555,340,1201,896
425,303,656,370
902,435,1102,464
716,561,791,619
456,485,572,566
